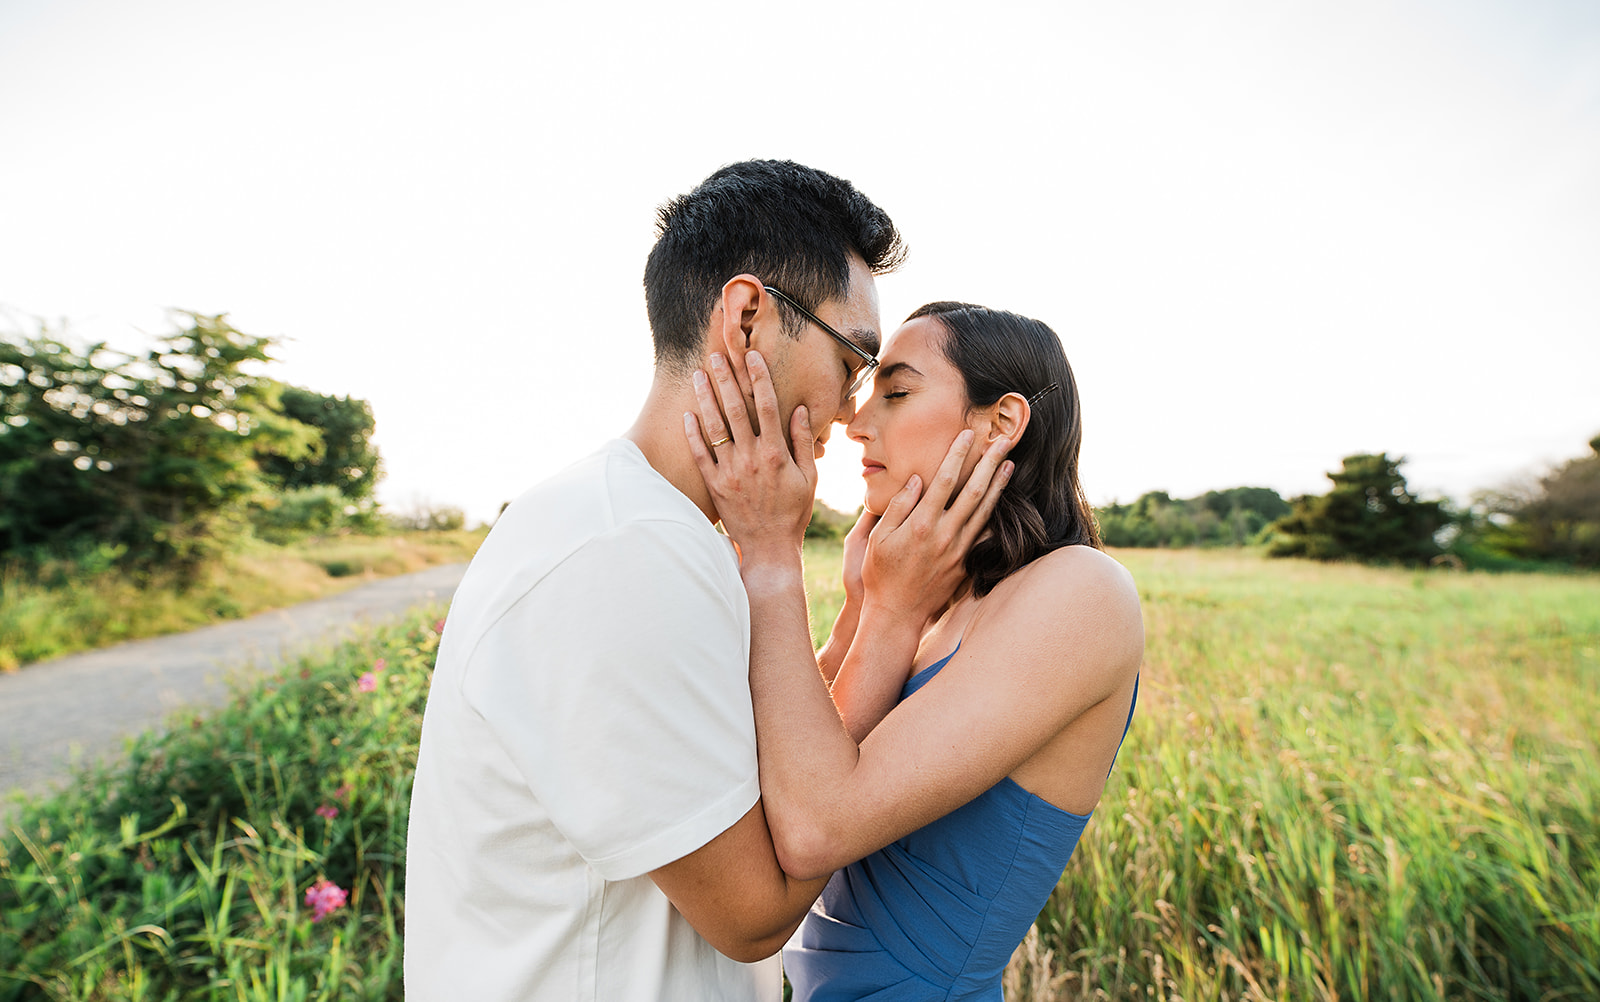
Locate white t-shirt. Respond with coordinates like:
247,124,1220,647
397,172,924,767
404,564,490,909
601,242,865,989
405,439,779,1002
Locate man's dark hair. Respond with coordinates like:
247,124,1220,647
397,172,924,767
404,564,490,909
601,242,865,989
644,160,906,373
907,301,1103,596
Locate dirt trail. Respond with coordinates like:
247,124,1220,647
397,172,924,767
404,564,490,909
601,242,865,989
0,562,467,814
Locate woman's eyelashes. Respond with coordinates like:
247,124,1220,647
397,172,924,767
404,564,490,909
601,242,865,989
882,390,909,400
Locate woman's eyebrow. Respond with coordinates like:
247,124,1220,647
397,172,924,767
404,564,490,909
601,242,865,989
875,361,923,382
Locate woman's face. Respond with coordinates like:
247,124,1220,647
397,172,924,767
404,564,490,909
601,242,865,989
847,316,987,516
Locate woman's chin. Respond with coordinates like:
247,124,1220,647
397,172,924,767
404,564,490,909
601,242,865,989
862,486,890,517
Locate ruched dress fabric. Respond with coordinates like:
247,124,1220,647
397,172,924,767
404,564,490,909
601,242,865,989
783,648,1137,1002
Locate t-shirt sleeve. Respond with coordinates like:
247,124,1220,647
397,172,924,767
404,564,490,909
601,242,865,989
461,518,759,881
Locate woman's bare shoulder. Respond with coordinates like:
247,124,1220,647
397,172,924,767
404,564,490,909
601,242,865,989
968,545,1143,682
997,544,1139,614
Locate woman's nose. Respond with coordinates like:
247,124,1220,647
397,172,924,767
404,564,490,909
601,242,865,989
846,401,872,442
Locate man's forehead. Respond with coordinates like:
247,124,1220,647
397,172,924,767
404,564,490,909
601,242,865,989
839,266,883,356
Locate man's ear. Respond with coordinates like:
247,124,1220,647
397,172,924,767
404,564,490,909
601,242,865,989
711,274,767,396
983,392,1031,445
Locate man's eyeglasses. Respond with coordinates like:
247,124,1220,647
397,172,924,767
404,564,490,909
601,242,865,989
763,285,878,400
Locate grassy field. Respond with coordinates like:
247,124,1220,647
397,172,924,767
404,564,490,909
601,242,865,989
2,545,1596,1000
0,530,486,671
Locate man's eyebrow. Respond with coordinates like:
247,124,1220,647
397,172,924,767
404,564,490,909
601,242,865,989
875,360,922,382
849,328,881,357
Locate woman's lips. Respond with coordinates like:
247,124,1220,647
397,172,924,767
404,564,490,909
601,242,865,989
861,459,886,476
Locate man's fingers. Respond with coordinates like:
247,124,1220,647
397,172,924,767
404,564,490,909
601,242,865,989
948,435,1012,521
920,429,976,517
875,473,923,532
957,459,1013,552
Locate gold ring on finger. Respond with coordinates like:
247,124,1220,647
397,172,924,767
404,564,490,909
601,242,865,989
709,435,732,448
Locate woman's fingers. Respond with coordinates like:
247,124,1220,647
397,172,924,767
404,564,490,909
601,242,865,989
683,410,718,478
690,368,731,456
708,352,753,441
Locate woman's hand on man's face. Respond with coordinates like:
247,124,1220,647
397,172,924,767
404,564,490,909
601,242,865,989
861,430,1013,628
683,350,818,565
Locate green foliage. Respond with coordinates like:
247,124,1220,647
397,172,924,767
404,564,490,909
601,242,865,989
804,499,859,541
257,386,382,502
0,530,484,671
1268,453,1452,565
1479,434,1600,569
1,612,446,1001
7,552,1597,1000
1034,550,1600,1001
252,487,383,544
384,505,466,533
0,314,319,567
1097,487,1289,549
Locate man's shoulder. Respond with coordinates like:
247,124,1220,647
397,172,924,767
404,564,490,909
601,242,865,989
457,441,734,616
506,439,702,536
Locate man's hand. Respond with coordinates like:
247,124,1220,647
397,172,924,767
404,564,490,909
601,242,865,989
840,507,877,604
861,429,1013,631
683,350,818,564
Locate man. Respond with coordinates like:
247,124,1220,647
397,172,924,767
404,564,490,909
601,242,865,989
404,160,904,1001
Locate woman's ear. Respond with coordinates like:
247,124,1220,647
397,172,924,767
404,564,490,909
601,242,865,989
983,392,1031,445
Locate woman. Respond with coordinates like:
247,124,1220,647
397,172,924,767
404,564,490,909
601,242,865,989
687,301,1143,1001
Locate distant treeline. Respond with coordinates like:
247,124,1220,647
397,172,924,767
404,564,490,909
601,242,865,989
812,438,1600,571
0,312,449,573
1097,487,1290,549
1095,443,1600,570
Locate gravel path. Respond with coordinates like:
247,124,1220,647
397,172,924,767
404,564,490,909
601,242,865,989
0,562,467,815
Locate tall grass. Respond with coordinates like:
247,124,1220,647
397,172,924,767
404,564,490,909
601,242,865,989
2,548,1595,1000
0,611,444,1001
1022,550,1600,1001
0,531,484,671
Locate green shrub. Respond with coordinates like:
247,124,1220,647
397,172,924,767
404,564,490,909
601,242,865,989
0,611,446,1001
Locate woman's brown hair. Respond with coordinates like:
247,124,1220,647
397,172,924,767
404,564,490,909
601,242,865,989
907,302,1102,597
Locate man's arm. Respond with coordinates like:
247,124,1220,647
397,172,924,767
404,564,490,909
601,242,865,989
648,799,829,963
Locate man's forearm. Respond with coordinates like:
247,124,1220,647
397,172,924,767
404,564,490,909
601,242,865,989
816,595,860,684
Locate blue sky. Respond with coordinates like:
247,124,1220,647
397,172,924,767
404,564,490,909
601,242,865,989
3,0,1597,521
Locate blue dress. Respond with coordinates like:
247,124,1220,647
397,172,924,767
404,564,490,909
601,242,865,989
783,648,1137,1001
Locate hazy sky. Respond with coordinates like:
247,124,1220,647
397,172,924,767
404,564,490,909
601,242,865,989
3,0,1597,522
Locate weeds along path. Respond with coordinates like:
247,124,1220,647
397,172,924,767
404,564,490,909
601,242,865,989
0,562,468,813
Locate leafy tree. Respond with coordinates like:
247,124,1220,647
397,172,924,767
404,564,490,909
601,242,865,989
1097,487,1288,548
1268,453,1451,565
1479,434,1600,567
805,499,859,541
257,385,382,500
0,313,319,565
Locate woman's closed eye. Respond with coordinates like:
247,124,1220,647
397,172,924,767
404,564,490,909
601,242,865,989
882,390,909,400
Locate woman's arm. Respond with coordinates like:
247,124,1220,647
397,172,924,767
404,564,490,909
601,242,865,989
746,547,1143,879
686,351,1138,879
821,431,1011,742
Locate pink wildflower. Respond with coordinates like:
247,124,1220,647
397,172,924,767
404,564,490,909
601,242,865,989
373,658,386,672
305,879,348,922
334,784,352,802
315,804,339,820
358,672,377,693
433,618,446,634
